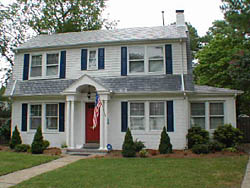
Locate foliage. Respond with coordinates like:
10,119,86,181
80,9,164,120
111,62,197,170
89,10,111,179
213,124,243,147
9,126,22,149
31,126,44,154
223,147,238,153
208,141,226,152
192,144,210,154
134,139,145,152
158,126,172,154
186,126,209,149
61,143,67,148
0,119,11,141
14,144,30,152
138,149,148,158
122,128,136,157
186,23,201,58
43,140,50,150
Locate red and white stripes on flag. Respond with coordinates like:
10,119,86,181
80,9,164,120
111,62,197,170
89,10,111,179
92,92,102,130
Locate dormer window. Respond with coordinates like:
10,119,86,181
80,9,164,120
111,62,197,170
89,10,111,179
30,55,42,77
46,53,59,76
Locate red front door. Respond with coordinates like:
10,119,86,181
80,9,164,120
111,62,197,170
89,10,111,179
85,103,100,143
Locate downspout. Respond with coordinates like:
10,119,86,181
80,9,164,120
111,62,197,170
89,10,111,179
10,80,17,97
180,38,186,97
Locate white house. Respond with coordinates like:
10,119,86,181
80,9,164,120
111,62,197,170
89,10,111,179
4,10,242,150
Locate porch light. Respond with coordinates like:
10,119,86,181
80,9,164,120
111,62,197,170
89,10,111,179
87,85,91,99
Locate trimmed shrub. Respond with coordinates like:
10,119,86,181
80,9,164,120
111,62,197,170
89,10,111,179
139,149,148,158
134,139,145,152
186,126,209,149
213,124,243,147
43,140,50,150
192,144,210,154
158,126,172,154
209,141,225,152
9,126,22,149
122,128,136,157
31,126,44,154
15,144,30,152
0,119,11,142
223,147,237,153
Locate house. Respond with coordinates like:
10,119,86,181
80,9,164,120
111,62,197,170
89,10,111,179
4,10,242,150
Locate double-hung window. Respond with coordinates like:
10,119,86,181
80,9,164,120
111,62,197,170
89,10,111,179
46,53,59,76
30,104,42,130
129,103,145,130
210,103,224,129
46,104,58,130
190,103,206,129
148,46,164,72
88,49,98,70
149,102,165,130
128,46,145,73
30,55,42,77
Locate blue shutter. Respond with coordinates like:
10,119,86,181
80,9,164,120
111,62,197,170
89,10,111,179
21,103,28,132
81,49,87,70
121,102,128,132
98,48,105,69
23,54,30,80
60,51,66,78
121,47,127,76
167,101,174,132
165,44,173,74
59,103,65,132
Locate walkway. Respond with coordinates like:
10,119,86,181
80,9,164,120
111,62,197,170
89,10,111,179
0,155,91,188
242,157,250,188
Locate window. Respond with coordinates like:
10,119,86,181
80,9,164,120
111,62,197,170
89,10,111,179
210,103,224,129
128,46,145,73
46,53,59,76
149,102,165,130
46,104,58,130
190,103,205,129
30,55,42,77
30,104,42,130
148,46,164,72
88,50,97,70
129,103,145,130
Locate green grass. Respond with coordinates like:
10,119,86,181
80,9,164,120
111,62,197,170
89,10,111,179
0,151,58,176
15,156,248,188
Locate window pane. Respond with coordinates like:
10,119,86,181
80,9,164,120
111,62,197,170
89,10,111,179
191,117,205,129
46,117,58,130
150,102,164,115
148,46,163,59
210,117,224,129
129,46,144,60
130,117,144,130
31,55,42,66
130,103,144,116
89,50,97,69
46,66,58,76
191,103,205,116
30,105,42,116
47,54,59,65
30,67,42,77
46,104,58,116
30,118,41,130
129,61,144,73
150,117,165,130
210,103,224,115
149,60,163,72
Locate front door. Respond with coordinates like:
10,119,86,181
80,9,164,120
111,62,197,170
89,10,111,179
85,103,100,143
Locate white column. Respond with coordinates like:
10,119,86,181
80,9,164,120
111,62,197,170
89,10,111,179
66,101,71,147
70,100,75,148
104,100,108,150
99,103,104,150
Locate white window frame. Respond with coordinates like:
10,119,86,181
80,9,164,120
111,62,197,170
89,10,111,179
209,102,224,130
45,53,60,78
128,102,146,131
87,48,98,70
28,104,42,132
147,45,165,73
29,54,43,79
128,46,145,74
149,101,166,131
45,103,59,132
190,102,206,129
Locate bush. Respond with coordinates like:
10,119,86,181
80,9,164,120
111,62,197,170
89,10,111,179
134,139,145,152
192,144,210,154
61,143,67,148
9,126,22,149
31,126,44,154
0,119,11,142
43,140,50,150
122,128,136,157
158,126,172,154
223,147,237,153
139,149,148,158
209,141,226,152
186,126,209,149
213,124,243,147
14,144,30,152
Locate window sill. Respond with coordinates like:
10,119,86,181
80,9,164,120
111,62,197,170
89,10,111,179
28,76,59,80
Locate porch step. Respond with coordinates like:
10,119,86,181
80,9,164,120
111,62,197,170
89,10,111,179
66,148,107,156
83,143,100,149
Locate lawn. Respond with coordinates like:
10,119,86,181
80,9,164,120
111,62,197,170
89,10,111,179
15,156,248,188
0,151,58,176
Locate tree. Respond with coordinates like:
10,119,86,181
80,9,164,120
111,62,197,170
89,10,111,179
9,126,22,149
31,126,44,154
122,128,136,157
158,126,172,154
186,23,201,58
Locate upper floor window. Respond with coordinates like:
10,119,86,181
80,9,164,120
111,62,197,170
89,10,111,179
129,46,145,73
88,49,98,70
30,55,42,77
148,46,164,72
46,53,59,76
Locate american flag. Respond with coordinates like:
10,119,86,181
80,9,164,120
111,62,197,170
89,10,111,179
92,92,102,130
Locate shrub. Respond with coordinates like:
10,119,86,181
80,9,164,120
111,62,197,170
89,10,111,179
43,140,50,150
134,139,145,152
31,126,44,154
192,144,210,154
61,143,67,148
9,126,22,149
158,126,172,154
122,128,136,157
14,144,30,152
209,141,226,152
213,124,243,147
0,119,11,142
186,126,209,149
223,147,237,153
139,149,148,158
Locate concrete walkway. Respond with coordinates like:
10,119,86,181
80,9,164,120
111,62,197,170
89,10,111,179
242,157,250,188
0,155,91,188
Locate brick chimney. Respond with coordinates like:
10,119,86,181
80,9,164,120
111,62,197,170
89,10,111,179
176,10,185,27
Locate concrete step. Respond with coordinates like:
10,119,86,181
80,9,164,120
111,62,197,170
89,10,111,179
66,148,107,156
83,143,100,149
